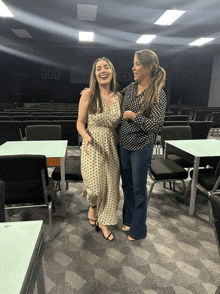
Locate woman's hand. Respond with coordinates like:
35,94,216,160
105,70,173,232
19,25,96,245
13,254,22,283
123,111,137,121
80,87,89,96
84,134,92,156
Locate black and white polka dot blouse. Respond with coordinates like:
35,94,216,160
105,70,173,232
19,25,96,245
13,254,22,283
118,81,167,151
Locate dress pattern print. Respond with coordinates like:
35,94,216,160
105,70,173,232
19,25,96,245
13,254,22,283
81,94,121,225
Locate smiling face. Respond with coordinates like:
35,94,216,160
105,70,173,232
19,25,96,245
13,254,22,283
132,55,150,83
95,59,113,86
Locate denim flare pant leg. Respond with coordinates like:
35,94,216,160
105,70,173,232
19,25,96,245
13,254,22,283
119,141,154,240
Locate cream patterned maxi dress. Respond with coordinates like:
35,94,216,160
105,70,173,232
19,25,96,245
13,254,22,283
81,94,121,225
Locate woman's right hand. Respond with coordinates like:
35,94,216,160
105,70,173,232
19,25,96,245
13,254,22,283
84,134,92,156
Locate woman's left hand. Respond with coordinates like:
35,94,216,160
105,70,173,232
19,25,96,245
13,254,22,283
123,111,137,121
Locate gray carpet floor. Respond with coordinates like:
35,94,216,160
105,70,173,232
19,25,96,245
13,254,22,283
5,134,220,294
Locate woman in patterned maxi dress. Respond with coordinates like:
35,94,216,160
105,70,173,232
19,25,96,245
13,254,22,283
77,57,121,241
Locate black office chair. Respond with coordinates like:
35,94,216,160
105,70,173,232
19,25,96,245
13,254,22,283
210,112,220,136
149,125,192,203
163,121,188,127
209,194,220,294
193,109,211,121
160,125,193,168
149,158,188,203
52,157,82,191
0,180,5,222
188,121,214,139
0,155,57,240
0,121,22,145
167,115,189,121
25,125,62,140
189,160,220,224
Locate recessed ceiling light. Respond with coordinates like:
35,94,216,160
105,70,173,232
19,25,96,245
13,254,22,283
0,0,14,17
11,29,32,38
79,31,94,42
136,35,156,44
189,37,214,46
77,4,98,21
155,10,185,25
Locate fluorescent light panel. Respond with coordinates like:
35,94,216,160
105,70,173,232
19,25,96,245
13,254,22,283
189,37,214,46
77,4,97,21
11,29,32,38
79,31,94,42
155,10,185,25
0,0,14,17
136,35,156,44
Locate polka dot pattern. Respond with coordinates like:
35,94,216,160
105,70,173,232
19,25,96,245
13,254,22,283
119,82,167,151
81,94,121,225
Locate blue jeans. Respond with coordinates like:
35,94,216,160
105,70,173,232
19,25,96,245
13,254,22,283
119,142,154,240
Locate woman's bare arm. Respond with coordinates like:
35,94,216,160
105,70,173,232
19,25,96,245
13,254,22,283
77,89,92,155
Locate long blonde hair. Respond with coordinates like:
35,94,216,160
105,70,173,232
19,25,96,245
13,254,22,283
135,50,166,115
88,57,118,114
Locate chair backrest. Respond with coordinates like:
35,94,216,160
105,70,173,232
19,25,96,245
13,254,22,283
36,115,61,120
178,108,193,116
193,110,211,121
215,160,220,179
26,125,62,140
167,115,189,121
61,115,78,120
12,115,35,121
23,120,78,145
160,125,192,149
188,121,214,139
209,194,220,256
0,116,12,121
0,180,5,222
0,155,49,204
163,121,188,127
0,121,22,145
57,120,78,146
210,112,220,125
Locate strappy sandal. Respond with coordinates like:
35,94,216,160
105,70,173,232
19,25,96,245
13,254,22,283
87,205,97,226
95,222,114,241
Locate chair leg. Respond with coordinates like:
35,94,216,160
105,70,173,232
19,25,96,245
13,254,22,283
148,182,157,203
55,181,61,191
208,200,214,226
48,202,52,241
173,181,176,191
181,180,187,205
66,182,69,190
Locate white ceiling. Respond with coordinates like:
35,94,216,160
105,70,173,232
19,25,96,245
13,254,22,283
1,0,220,72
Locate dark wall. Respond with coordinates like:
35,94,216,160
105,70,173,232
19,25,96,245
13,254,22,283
0,51,214,106
167,52,214,106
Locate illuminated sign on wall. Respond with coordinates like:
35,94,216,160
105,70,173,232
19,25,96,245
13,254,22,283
41,69,61,80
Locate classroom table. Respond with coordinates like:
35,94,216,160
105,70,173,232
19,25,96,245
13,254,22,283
0,140,68,214
165,139,220,215
0,221,45,294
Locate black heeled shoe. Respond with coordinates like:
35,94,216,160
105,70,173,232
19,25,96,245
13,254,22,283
95,222,114,241
87,205,97,226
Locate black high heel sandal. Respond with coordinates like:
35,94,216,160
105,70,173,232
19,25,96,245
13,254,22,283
95,222,114,241
87,205,97,226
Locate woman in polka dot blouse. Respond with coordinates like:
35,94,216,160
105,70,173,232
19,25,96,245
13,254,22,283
77,57,122,241
118,49,167,240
